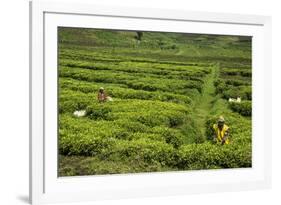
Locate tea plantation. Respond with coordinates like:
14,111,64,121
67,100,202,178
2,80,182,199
58,28,252,176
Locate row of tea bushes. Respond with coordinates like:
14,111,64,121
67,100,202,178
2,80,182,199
60,122,251,171
59,66,204,94
214,62,252,116
60,78,193,104
229,101,252,117
60,59,210,80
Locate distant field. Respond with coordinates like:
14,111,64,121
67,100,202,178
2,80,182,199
58,28,252,176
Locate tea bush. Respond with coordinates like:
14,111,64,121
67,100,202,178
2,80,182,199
177,142,251,170
60,78,193,104
221,86,252,100
229,101,252,116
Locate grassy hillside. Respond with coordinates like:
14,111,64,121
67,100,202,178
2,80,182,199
58,27,252,176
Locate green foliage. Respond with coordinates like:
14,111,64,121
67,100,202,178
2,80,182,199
58,27,252,176
59,65,204,94
222,86,252,100
86,106,112,120
158,127,184,148
136,31,143,41
214,64,252,106
177,142,251,170
60,78,193,105
229,101,252,116
59,155,177,176
113,139,176,166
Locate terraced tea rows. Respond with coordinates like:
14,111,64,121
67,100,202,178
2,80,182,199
58,28,252,176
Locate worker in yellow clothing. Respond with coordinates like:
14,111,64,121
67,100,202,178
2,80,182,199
213,116,230,145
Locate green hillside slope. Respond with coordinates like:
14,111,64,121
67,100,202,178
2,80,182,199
58,27,252,176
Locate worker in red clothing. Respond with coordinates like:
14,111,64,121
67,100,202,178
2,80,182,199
97,87,107,103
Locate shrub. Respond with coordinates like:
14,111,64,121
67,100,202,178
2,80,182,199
59,90,92,113
115,120,150,133
158,128,184,148
205,117,217,141
168,112,185,127
229,101,251,116
214,80,227,94
225,79,250,86
240,70,251,77
86,106,112,120
60,78,193,105
129,132,165,142
59,130,118,157
177,143,251,170
221,86,252,100
114,139,176,166
134,113,169,127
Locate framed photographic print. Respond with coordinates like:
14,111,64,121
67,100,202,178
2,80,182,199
29,0,272,204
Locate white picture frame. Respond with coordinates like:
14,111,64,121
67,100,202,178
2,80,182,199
29,0,272,204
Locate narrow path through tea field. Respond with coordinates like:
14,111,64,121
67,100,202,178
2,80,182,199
193,64,219,141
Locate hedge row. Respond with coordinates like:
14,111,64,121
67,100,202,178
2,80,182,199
59,66,204,94
60,78,193,104
229,101,252,117
214,79,252,100
177,142,251,169
59,47,213,68
60,59,209,80
59,130,251,170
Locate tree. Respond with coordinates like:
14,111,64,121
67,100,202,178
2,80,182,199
136,31,143,41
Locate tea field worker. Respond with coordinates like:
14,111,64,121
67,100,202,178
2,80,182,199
97,87,107,103
212,116,230,145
